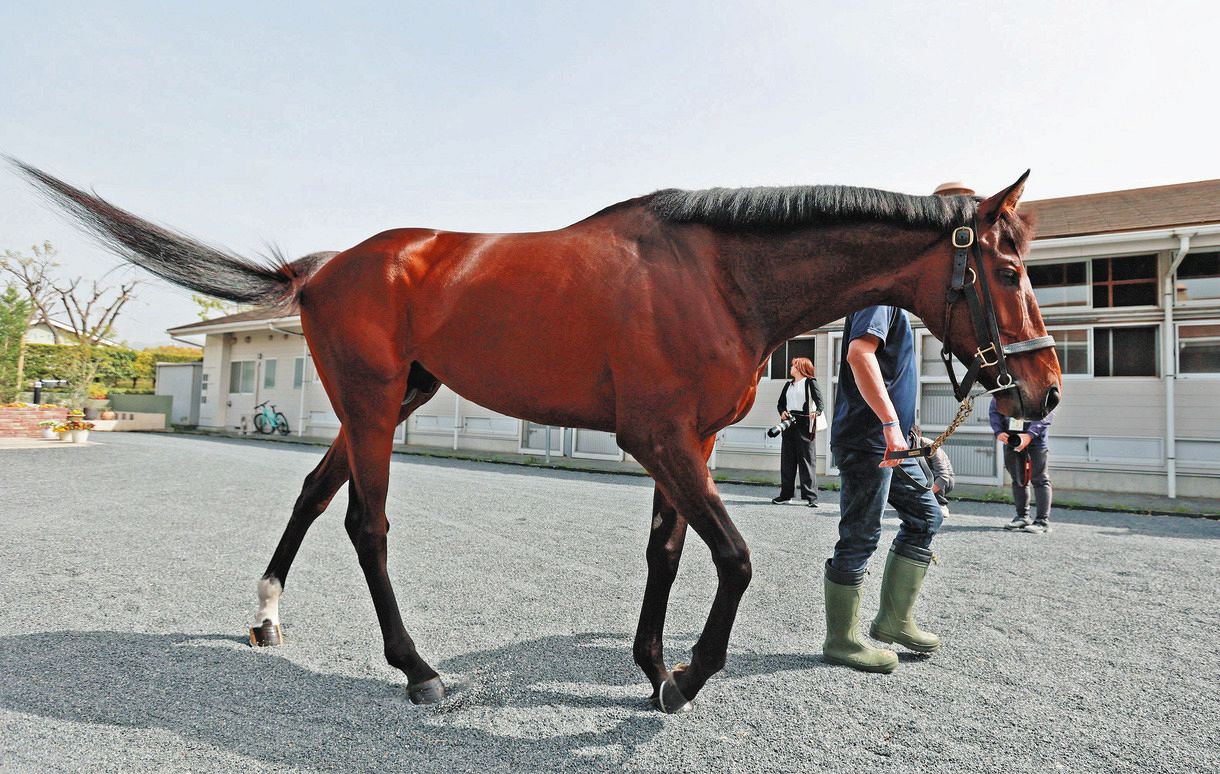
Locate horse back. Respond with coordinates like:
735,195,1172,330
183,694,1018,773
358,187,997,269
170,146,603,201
301,214,763,435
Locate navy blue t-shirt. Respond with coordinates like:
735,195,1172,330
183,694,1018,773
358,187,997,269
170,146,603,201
830,306,917,454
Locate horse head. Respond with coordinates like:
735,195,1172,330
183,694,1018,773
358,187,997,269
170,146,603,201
916,172,1063,420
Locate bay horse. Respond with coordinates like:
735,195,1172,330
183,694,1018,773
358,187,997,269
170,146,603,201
12,160,1061,713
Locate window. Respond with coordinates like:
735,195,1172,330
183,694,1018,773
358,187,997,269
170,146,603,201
1094,326,1158,376
1028,262,1088,308
263,359,277,389
768,337,817,379
1051,328,1089,376
1092,255,1157,308
228,361,256,393
1178,323,1220,375
1176,252,1220,303
293,357,305,389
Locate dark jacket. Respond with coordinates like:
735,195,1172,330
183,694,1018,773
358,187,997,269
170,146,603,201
777,378,825,433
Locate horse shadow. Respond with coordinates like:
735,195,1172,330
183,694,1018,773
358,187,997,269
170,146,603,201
0,629,824,771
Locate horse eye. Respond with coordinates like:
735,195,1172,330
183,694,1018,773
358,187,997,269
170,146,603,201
1000,269,1020,285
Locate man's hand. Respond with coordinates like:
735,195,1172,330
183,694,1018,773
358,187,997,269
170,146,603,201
1014,433,1032,452
997,432,1010,445
781,411,791,421
880,423,907,468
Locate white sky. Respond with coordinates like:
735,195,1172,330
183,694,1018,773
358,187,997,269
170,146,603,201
2,1,1217,346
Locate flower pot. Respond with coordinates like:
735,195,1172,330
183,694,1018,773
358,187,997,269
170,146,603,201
42,428,57,439
56,431,69,441
71,429,90,443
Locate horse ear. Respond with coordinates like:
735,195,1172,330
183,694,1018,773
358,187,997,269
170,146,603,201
977,170,1030,225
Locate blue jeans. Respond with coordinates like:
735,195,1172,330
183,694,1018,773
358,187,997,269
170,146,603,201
828,445,944,585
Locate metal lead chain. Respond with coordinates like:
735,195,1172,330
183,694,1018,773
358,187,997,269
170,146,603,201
928,396,975,455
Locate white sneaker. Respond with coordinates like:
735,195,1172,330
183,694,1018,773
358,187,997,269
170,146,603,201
1004,515,1031,531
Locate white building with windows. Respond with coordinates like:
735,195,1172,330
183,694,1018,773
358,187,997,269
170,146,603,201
169,179,1220,498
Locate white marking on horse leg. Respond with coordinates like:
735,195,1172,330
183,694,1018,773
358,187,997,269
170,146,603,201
256,577,283,625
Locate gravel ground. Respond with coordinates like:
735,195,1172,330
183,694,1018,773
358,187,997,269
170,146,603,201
2,433,1217,773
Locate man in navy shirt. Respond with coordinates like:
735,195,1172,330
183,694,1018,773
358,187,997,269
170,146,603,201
823,305,944,674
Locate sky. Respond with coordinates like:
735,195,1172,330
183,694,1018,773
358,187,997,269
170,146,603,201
2,0,1217,346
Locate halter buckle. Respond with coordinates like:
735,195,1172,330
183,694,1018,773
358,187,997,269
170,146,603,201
952,226,975,248
975,343,1000,368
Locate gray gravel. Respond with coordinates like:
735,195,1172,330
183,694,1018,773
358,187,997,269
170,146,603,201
2,432,1217,773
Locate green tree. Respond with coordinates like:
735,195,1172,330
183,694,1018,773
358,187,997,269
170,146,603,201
0,285,30,401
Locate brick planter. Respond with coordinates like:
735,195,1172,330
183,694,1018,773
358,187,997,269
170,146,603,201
0,406,70,439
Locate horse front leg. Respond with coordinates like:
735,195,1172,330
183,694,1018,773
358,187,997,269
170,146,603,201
625,430,752,713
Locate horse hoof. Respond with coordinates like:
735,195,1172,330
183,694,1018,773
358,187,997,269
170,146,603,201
656,664,693,714
248,619,283,647
407,676,446,705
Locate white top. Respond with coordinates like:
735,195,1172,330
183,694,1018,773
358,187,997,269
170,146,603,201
786,378,809,412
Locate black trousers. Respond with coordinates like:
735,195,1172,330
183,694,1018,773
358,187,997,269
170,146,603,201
778,421,818,501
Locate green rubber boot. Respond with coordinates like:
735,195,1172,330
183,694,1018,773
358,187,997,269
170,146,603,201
869,550,941,653
822,574,899,674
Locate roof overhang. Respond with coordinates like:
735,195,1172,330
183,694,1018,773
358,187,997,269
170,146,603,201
166,314,303,337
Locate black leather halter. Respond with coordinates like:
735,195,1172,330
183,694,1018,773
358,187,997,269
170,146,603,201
884,219,1057,481
939,221,1055,402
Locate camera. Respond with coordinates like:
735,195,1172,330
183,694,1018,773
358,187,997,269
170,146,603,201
1004,418,1028,448
767,416,797,438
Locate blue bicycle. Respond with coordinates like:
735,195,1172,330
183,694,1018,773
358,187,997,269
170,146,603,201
254,400,290,436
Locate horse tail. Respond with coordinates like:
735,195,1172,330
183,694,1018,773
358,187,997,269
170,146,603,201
7,158,329,309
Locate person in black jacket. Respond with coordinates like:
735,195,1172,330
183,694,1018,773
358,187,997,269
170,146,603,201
772,357,824,507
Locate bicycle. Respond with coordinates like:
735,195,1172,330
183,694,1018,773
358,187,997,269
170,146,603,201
253,400,290,436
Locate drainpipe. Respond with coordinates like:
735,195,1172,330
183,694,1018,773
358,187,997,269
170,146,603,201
297,339,309,436
452,393,461,451
1163,233,1193,499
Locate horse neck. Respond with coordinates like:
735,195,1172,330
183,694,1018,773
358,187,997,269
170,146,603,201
713,222,940,348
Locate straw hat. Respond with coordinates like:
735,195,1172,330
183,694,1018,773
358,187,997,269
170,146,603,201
932,181,975,196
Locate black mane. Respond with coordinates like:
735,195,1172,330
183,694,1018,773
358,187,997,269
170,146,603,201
648,185,980,231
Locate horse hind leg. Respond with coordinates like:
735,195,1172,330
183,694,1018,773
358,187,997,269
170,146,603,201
249,367,441,647
311,357,446,704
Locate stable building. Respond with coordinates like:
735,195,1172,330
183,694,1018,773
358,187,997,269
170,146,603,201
168,179,1220,499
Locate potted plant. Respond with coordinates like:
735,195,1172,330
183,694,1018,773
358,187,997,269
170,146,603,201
67,419,95,443
37,419,59,439
53,423,70,441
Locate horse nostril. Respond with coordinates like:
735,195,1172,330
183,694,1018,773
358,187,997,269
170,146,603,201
1043,385,1061,414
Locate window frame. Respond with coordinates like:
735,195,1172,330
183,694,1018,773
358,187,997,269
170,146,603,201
1092,323,1161,379
1090,254,1160,309
1044,325,1092,379
1175,320,1220,379
765,335,818,380
228,360,256,395
1027,259,1091,311
263,358,277,390
1174,250,1220,306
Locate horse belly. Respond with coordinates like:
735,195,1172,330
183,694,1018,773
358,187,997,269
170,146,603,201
413,295,618,430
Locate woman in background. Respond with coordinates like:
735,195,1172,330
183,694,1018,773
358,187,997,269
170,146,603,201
772,357,824,507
